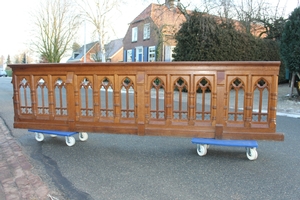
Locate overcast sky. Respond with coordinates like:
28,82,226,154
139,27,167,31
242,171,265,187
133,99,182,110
0,0,150,59
0,0,298,62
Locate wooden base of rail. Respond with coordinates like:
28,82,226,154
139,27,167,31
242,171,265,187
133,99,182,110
221,131,284,141
15,121,284,142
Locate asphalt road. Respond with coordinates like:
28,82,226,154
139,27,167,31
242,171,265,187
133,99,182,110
1,77,299,200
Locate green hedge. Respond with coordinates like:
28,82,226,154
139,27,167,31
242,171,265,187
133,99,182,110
5,70,12,77
173,12,280,62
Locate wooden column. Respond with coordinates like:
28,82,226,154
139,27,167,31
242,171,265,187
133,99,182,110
114,74,120,123
48,75,55,120
245,74,252,128
93,74,100,121
30,75,37,118
269,74,278,129
12,75,20,121
137,72,145,136
66,72,75,131
189,74,195,125
215,71,225,139
166,74,172,125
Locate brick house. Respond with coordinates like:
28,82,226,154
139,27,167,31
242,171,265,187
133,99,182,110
123,0,268,63
106,38,124,62
68,38,123,63
123,0,186,62
67,41,99,63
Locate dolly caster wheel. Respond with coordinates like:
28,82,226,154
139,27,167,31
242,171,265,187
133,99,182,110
246,147,258,160
65,136,76,146
79,132,88,141
35,132,44,142
196,144,208,156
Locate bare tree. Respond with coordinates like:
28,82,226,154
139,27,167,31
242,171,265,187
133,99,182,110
77,0,124,62
256,0,288,40
219,0,235,19
31,0,80,63
196,0,290,36
196,0,236,25
233,0,270,33
196,0,267,29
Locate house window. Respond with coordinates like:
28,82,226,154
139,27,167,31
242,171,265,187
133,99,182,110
165,46,175,62
73,52,79,59
143,23,150,40
127,50,132,62
136,46,143,62
148,46,156,62
132,27,138,42
90,53,96,61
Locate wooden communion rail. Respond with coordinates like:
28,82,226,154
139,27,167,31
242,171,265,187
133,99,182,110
10,62,284,141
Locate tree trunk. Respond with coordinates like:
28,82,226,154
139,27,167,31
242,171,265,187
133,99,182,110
289,71,295,98
101,47,106,63
296,72,300,96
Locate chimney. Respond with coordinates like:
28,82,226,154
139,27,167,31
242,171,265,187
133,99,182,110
165,0,179,9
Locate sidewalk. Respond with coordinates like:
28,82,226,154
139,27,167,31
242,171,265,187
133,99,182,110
0,117,53,200
276,83,300,118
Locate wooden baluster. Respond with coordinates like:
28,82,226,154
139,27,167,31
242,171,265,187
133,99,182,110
137,72,145,135
66,72,76,131
270,75,278,129
215,71,225,139
48,75,54,120
211,80,217,126
114,74,120,123
245,74,252,128
93,74,99,121
166,74,172,125
30,75,36,117
13,75,20,119
144,75,150,124
189,74,195,125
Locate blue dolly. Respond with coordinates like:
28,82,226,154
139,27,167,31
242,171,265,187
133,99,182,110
28,129,88,147
192,138,258,160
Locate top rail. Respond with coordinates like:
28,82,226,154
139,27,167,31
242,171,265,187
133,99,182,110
10,61,284,141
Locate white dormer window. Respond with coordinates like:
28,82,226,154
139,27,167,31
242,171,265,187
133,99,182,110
73,52,79,59
132,27,138,42
143,23,150,40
